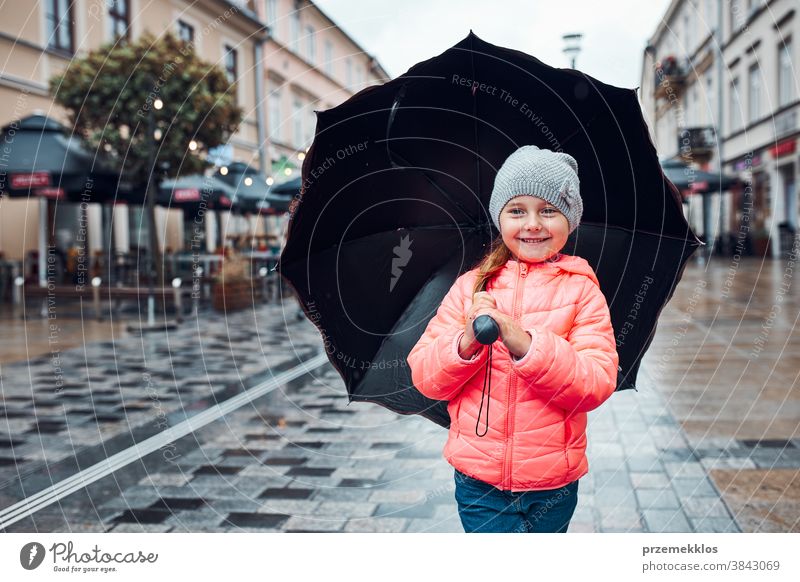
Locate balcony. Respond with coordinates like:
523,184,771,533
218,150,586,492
677,126,716,160
654,56,688,99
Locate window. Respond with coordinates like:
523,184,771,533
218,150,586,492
305,25,315,63
107,0,130,40
748,63,761,123
706,72,715,125
687,84,697,126
730,77,743,132
290,11,300,50
705,0,716,33
684,13,692,55
45,0,74,52
324,40,334,76
729,0,742,35
668,105,678,151
293,98,303,147
177,20,194,43
265,0,279,39
345,57,352,88
224,45,238,83
266,0,278,25
268,88,281,141
778,38,794,107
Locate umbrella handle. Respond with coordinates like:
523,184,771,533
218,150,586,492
473,314,499,345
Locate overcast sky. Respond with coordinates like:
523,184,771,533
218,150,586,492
314,0,673,90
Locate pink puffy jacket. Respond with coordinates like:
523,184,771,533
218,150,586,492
407,253,619,492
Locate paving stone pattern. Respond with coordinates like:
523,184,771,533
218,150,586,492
4,271,797,533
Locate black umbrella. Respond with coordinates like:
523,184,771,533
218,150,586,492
156,174,236,253
278,31,703,428
214,162,293,215
270,176,301,197
0,114,122,202
261,178,296,214
157,174,235,212
661,158,739,196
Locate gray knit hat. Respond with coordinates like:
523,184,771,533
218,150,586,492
488,145,583,234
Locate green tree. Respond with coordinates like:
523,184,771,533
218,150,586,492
50,30,243,183
49,31,243,295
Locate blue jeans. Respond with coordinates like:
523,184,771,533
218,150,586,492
454,469,579,533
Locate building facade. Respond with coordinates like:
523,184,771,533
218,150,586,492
0,0,388,268
255,0,388,179
641,0,798,259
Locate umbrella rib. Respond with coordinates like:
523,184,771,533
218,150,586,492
560,112,599,149
469,33,482,221
384,82,480,229
385,149,480,228
385,81,407,162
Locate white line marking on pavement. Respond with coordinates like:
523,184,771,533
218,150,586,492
0,353,329,529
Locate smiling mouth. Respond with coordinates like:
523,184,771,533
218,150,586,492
519,237,550,244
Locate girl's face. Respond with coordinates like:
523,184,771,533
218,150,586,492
499,195,570,262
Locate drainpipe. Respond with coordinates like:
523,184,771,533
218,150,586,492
715,0,726,260
38,198,47,288
254,32,268,178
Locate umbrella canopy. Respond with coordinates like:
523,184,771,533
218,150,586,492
278,31,703,428
269,176,301,197
214,162,293,215
261,178,296,214
661,158,739,196
0,114,123,202
157,174,235,212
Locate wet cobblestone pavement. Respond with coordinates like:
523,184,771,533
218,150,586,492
1,256,798,532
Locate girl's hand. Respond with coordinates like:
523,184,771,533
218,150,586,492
460,292,508,357
461,292,532,359
463,292,498,341
459,292,495,357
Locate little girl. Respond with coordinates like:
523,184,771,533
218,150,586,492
407,145,619,533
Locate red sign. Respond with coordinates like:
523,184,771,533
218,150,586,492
769,139,796,158
11,172,51,189
690,181,709,192
218,195,232,208
35,187,65,200
174,188,201,202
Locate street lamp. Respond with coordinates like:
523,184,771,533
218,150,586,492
172,277,183,323
91,276,102,321
144,95,160,328
562,33,583,69
127,80,176,333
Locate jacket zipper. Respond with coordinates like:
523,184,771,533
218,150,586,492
564,410,571,470
502,261,527,489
